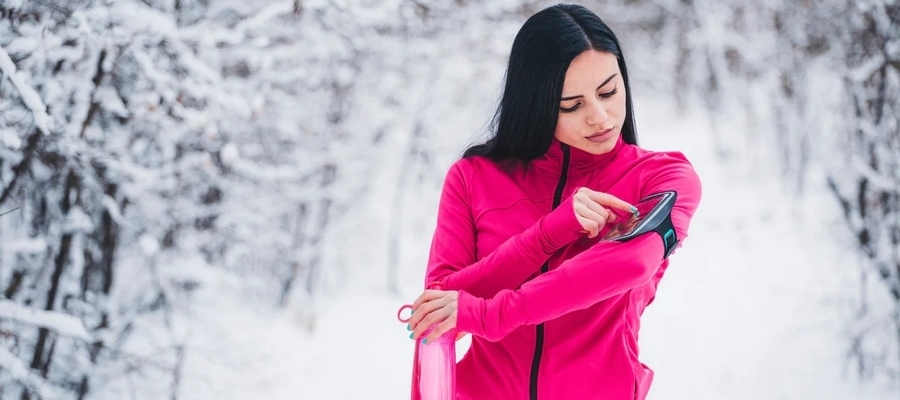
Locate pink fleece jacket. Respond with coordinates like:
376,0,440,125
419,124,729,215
422,135,702,400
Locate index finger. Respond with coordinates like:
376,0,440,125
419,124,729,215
584,190,635,214
412,290,443,310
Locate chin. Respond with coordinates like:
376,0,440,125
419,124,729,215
582,135,619,154
586,143,616,155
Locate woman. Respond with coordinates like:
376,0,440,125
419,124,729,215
406,4,702,400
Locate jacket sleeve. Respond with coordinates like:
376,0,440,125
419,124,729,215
457,154,702,341
424,161,586,299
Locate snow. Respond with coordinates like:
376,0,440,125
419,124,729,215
170,99,897,399
220,142,240,168
0,45,52,134
0,346,61,399
0,300,91,340
5,237,47,255
101,195,127,226
3,1,898,398
63,206,95,233
848,53,886,83
1,126,23,150
229,157,327,184
138,233,161,257
851,158,899,192
634,100,892,400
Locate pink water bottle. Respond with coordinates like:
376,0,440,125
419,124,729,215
398,282,457,400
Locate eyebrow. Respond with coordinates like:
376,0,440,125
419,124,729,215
560,73,618,101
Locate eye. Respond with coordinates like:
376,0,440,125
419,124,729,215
599,87,618,99
560,103,581,113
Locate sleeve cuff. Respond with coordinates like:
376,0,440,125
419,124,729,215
456,290,485,337
456,288,530,342
536,195,583,252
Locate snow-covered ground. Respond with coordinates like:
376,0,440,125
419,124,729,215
175,99,897,400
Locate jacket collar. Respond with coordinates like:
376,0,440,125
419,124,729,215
532,134,626,177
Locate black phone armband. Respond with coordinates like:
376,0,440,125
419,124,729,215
606,191,680,259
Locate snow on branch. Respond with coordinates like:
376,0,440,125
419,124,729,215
848,53,885,83
851,158,900,192
0,300,91,340
235,1,295,34
80,2,223,88
887,38,900,60
0,45,52,135
0,347,61,399
179,1,294,46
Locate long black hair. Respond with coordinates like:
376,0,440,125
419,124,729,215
464,4,638,161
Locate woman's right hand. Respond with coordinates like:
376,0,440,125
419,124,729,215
571,187,636,239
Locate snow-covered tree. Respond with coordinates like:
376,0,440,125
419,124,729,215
826,0,900,381
0,0,410,397
0,0,234,396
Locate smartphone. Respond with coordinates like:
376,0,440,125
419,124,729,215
600,191,677,242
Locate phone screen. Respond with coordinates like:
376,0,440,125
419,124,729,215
600,194,666,241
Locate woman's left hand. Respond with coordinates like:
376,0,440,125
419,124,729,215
408,289,459,344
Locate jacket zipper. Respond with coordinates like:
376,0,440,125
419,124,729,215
529,143,570,400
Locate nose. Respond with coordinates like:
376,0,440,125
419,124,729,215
585,98,608,126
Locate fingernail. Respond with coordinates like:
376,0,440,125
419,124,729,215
406,324,411,331
422,339,428,345
409,333,414,339
630,206,638,214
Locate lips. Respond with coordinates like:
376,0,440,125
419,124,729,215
586,127,614,143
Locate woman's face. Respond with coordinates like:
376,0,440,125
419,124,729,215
555,50,627,155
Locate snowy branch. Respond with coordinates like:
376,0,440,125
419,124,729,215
849,53,886,83
851,159,900,192
0,45,52,135
178,1,294,51
0,347,61,400
0,300,91,340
